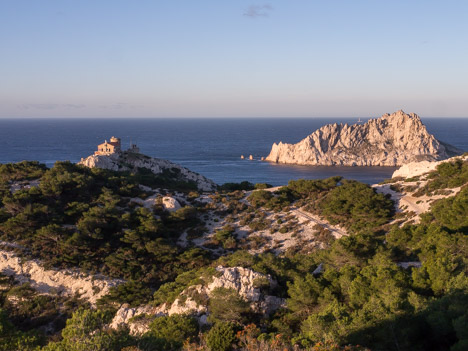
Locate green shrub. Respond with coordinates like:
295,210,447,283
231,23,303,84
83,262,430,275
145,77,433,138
317,180,394,233
213,225,237,249
0,160,47,182
254,183,272,189
41,308,116,351
248,219,268,231
214,226,235,243
206,322,236,351
413,159,468,196
247,190,273,208
147,314,198,350
97,281,152,308
208,288,250,324
287,177,341,199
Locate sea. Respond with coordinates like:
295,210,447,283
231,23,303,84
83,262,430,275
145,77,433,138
0,118,467,186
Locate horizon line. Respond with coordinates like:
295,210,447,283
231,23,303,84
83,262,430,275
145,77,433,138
1,115,468,119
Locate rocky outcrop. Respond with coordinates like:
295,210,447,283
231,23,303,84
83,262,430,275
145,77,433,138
0,249,124,306
110,266,285,334
373,155,468,224
266,110,462,166
392,154,468,179
162,196,182,212
78,151,217,192
110,304,165,335
164,266,284,317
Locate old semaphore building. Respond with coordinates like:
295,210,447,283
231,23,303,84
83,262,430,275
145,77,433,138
94,137,140,156
94,136,122,155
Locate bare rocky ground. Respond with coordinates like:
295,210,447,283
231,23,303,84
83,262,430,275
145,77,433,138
177,189,348,255
374,154,468,224
111,266,285,335
0,245,124,306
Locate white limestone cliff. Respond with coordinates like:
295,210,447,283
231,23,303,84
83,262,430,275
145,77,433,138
266,110,462,166
110,266,285,334
78,151,217,192
392,154,468,179
0,248,124,306
164,266,283,316
110,304,166,335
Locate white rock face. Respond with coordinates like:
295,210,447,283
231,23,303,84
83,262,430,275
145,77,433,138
266,110,462,166
392,160,440,179
392,155,468,179
0,249,124,306
110,266,285,333
207,266,276,302
78,151,217,192
162,196,181,212
165,266,283,316
110,304,166,335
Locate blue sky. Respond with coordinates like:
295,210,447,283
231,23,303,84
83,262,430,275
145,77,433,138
1,0,467,118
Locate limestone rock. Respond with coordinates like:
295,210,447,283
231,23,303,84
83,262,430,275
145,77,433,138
110,266,285,334
162,196,182,212
392,154,468,179
207,266,277,302
0,249,124,306
110,304,166,335
78,151,217,192
266,110,463,166
164,266,283,316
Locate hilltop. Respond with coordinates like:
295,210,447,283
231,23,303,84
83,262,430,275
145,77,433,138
78,137,217,192
79,151,217,192
0,149,467,349
266,110,462,166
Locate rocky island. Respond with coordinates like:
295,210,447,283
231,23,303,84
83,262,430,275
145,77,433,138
266,110,462,166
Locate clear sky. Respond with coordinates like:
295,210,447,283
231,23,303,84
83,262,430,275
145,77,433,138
1,0,467,118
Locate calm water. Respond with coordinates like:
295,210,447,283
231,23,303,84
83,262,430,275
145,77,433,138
0,118,467,186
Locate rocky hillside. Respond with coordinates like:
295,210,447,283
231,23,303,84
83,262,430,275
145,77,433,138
1,158,467,350
0,247,123,306
374,154,468,224
110,266,284,335
266,110,462,166
79,151,217,192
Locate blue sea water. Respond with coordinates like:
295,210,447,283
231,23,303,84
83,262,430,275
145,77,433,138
0,118,467,186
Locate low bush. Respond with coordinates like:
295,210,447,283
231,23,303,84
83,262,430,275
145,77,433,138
146,314,198,350
206,322,236,351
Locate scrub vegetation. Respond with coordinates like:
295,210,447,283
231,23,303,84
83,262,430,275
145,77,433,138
0,160,467,350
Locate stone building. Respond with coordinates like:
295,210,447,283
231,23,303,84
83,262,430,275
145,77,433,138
128,143,140,153
94,136,121,155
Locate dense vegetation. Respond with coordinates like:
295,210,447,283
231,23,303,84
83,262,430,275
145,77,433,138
0,159,467,350
0,161,211,296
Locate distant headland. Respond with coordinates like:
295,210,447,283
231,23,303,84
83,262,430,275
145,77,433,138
79,137,217,192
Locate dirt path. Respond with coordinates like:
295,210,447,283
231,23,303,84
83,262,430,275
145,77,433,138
292,208,348,239
374,184,463,224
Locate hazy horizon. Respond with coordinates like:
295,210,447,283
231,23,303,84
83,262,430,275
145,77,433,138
1,1,468,118
2,115,468,120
